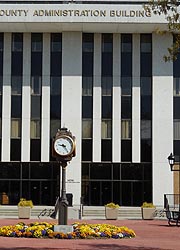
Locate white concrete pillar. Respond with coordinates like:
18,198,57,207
112,33,121,162
61,32,82,205
2,33,11,161
132,34,140,163
93,33,101,162
21,33,31,162
41,33,50,162
152,32,173,206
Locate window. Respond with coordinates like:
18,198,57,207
83,33,94,52
141,120,151,139
12,33,23,52
31,33,42,52
50,76,61,95
140,34,152,53
82,119,92,138
121,120,131,139
174,78,180,96
11,119,21,138
174,120,180,140
102,120,111,139
31,76,41,95
82,77,93,96
51,33,62,52
50,120,61,138
121,77,132,96
141,77,151,96
11,76,22,95
102,77,112,96
121,34,132,53
30,120,40,138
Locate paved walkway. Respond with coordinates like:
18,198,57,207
0,218,179,250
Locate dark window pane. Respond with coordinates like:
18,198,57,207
122,182,131,206
11,52,23,76
11,96,22,118
51,33,62,52
102,53,113,76
121,77,132,96
121,96,132,119
10,139,21,161
90,163,111,179
140,34,152,53
31,53,42,76
102,96,112,118
121,53,132,76
82,139,92,161
101,139,112,161
141,54,152,77
82,96,92,118
12,33,23,52
113,164,120,180
141,77,152,96
51,52,61,76
31,164,52,179
50,96,61,119
30,139,41,161
174,97,180,119
141,139,152,162
22,164,30,179
31,33,42,52
121,164,143,180
141,96,152,119
0,95,2,117
82,53,93,76
102,34,113,52
0,163,20,179
50,76,61,95
83,33,94,52
174,48,180,77
82,163,89,180
121,34,132,52
0,33,3,51
143,164,152,180
0,52,3,75
31,96,41,118
174,140,180,157
121,140,132,162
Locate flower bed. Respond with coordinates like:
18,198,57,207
0,222,136,239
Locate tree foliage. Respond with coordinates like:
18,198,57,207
144,0,180,61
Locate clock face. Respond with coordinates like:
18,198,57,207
54,136,74,156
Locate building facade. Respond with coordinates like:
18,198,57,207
0,0,175,207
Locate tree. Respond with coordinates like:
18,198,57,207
144,0,180,61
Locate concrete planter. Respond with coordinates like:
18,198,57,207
141,207,156,220
18,207,31,219
105,207,119,220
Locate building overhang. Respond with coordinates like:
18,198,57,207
0,2,172,33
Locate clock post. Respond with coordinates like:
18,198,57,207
52,127,76,226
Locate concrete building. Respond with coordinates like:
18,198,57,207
0,0,176,207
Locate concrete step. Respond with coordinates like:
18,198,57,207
81,206,166,220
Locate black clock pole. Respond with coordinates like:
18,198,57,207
58,161,68,225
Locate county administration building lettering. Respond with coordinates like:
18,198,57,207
0,9,151,18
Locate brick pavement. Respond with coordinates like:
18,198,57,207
0,218,179,250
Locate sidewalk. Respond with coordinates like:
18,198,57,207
0,218,179,250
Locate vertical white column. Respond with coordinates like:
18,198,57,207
61,32,82,205
112,34,121,162
132,34,140,163
2,33,11,161
21,33,31,162
152,33,173,205
41,33,50,162
93,34,101,162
